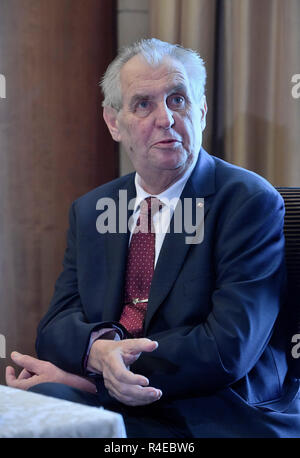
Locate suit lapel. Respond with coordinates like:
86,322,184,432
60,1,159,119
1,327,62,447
101,175,136,322
144,149,216,331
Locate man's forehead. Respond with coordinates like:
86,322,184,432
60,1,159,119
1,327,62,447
120,54,190,98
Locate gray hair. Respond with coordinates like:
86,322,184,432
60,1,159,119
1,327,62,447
100,38,206,110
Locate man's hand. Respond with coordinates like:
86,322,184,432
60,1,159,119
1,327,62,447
87,338,162,406
6,352,97,393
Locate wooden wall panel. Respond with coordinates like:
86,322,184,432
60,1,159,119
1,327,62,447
0,0,117,384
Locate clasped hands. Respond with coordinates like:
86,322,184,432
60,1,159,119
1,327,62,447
6,338,162,407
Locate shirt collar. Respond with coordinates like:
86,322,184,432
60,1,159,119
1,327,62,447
133,158,197,213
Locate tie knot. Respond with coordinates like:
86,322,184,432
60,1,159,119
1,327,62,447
140,196,163,216
136,197,163,233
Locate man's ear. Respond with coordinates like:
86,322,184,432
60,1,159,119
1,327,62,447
103,106,121,142
200,95,207,131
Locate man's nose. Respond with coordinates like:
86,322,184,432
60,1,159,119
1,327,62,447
155,103,174,129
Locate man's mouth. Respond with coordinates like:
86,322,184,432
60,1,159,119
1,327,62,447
153,139,181,147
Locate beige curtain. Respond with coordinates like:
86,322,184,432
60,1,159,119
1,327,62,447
150,0,300,186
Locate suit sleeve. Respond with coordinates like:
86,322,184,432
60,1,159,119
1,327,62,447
131,188,286,398
35,202,127,375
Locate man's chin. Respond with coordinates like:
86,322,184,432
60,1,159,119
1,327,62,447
154,154,192,173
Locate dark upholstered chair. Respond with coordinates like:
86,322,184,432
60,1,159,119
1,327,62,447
276,188,300,378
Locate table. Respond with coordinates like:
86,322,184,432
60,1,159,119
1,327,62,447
0,384,127,438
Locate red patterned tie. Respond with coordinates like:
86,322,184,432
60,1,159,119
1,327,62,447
119,197,160,337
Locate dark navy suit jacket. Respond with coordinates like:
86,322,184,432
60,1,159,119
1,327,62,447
36,149,300,437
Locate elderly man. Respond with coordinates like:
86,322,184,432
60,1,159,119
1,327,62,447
6,38,300,438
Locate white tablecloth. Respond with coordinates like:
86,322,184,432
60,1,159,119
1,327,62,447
0,385,126,438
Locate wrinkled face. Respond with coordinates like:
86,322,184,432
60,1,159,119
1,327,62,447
104,55,207,181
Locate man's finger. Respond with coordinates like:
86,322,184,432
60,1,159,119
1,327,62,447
106,380,163,406
10,352,44,374
123,338,159,355
5,366,16,385
18,368,34,380
123,352,141,366
117,383,162,403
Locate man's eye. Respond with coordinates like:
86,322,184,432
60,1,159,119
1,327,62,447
133,100,152,117
137,100,150,110
168,95,185,108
